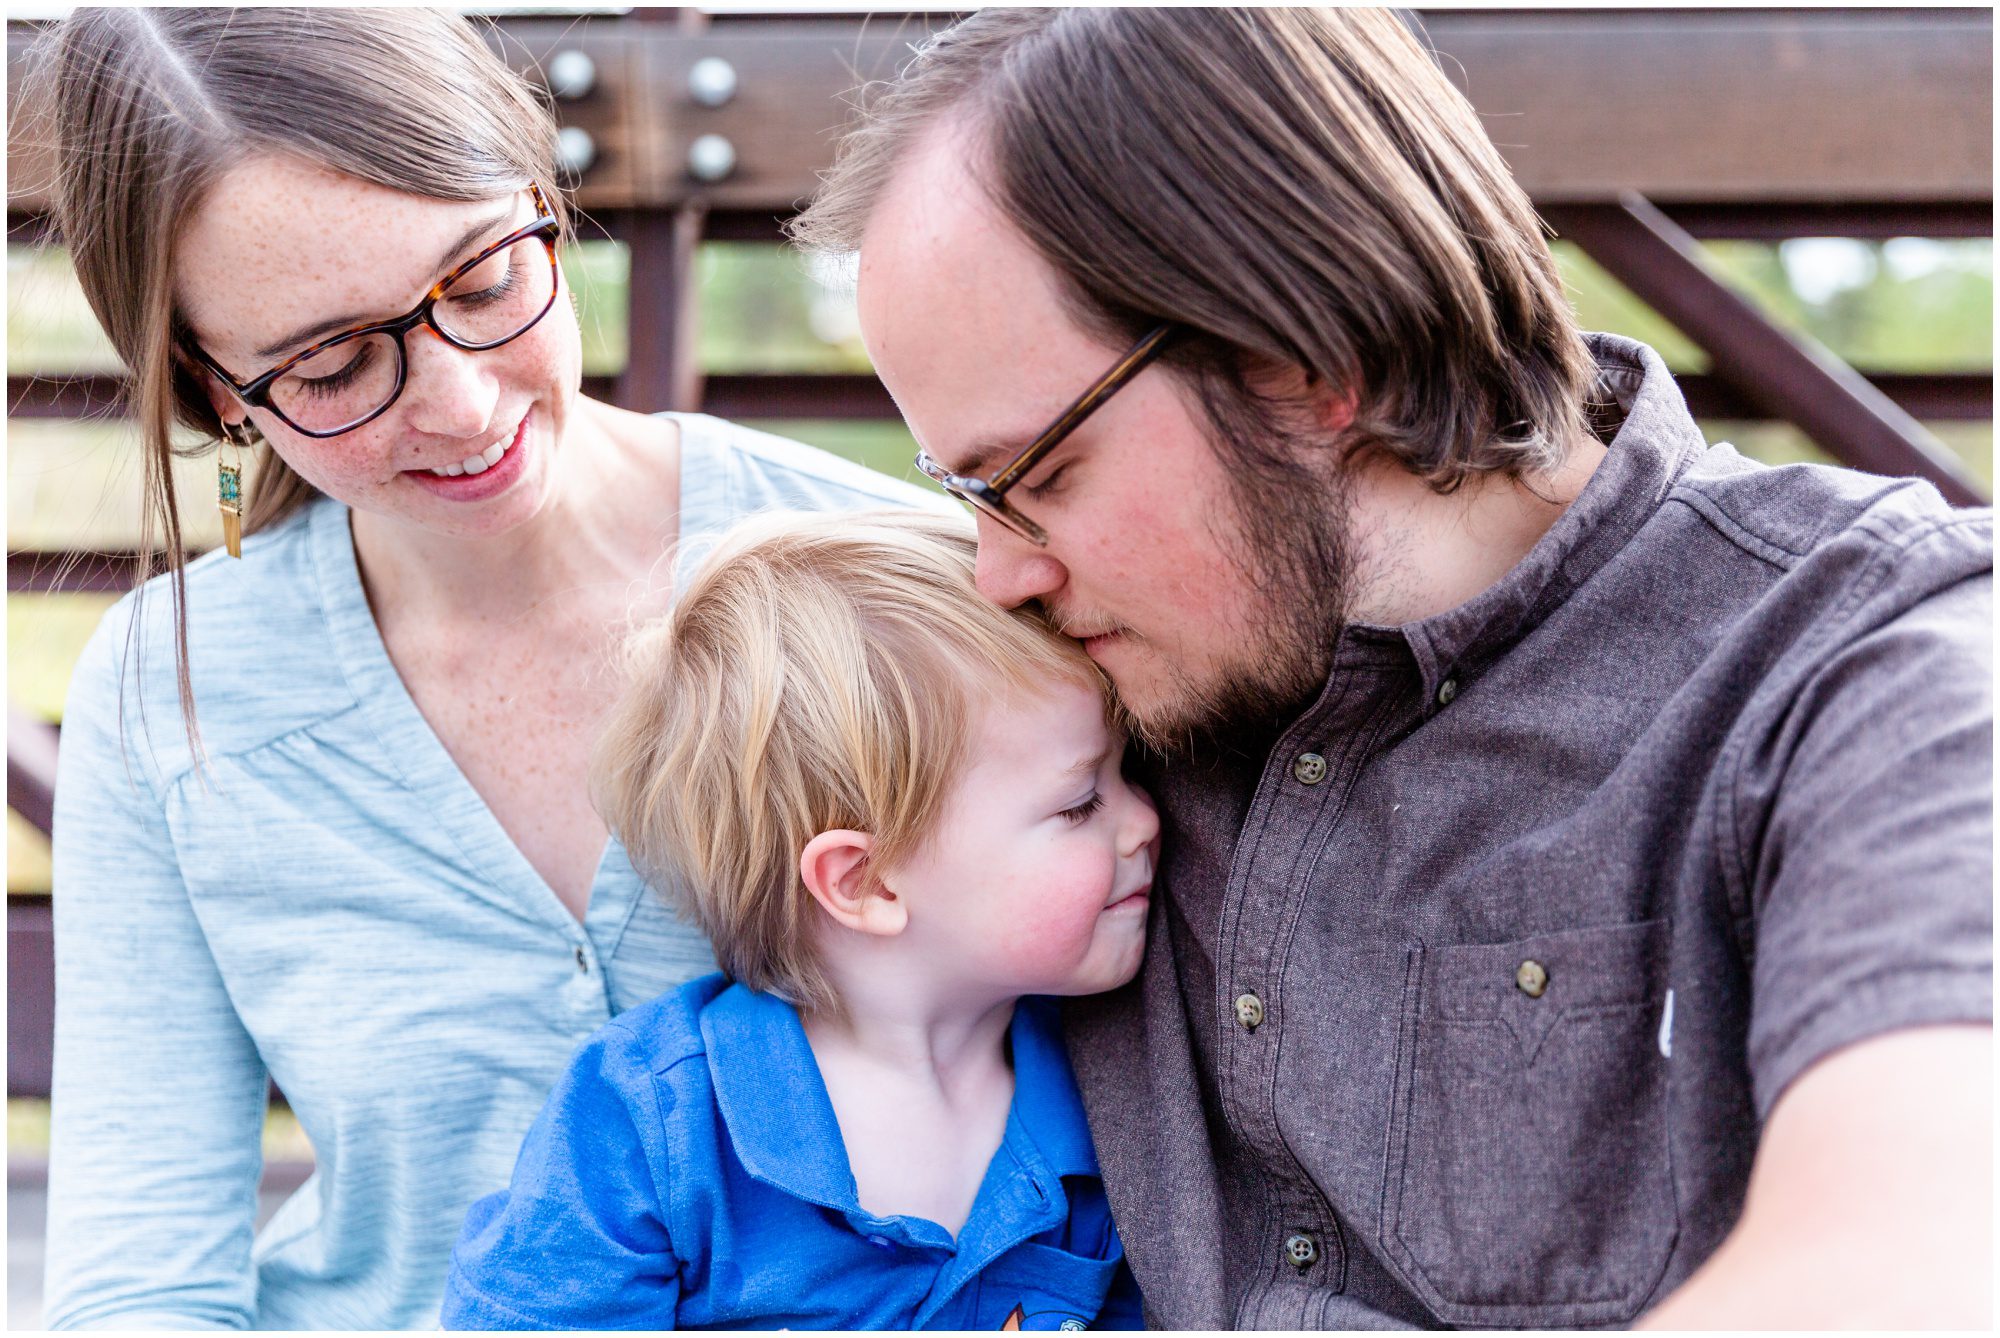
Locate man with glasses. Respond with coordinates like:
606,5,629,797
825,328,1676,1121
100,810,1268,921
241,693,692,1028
792,8,1992,1330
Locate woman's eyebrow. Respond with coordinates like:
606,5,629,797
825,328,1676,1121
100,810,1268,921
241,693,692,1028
251,206,517,361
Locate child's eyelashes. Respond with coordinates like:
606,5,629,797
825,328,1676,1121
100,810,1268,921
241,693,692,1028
1060,792,1106,825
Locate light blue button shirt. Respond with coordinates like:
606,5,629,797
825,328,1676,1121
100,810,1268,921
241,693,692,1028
45,417,955,1330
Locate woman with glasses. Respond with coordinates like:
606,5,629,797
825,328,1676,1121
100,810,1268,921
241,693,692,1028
33,9,943,1329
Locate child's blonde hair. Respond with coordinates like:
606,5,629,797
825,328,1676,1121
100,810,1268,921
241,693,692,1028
593,508,1108,1015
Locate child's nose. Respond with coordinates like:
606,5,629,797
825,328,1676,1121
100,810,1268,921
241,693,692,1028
1119,783,1161,859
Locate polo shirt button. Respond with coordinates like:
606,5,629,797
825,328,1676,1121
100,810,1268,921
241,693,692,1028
1437,677,1459,707
1284,1232,1318,1268
1234,992,1264,1030
865,1233,894,1250
573,946,591,974
1292,752,1327,785
1516,959,1548,997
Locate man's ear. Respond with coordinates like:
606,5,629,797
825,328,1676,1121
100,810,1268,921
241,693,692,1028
800,830,907,938
1250,357,1357,439
1315,384,1357,436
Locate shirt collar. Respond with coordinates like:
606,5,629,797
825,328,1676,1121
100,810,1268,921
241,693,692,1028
1006,997,1101,1180
701,986,1100,1214
1363,333,1708,706
701,982,856,1211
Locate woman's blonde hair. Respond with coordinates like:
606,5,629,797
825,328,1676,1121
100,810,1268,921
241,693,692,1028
593,509,1106,1016
28,7,568,749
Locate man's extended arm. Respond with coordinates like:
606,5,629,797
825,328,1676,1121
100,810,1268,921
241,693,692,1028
1638,1024,1992,1330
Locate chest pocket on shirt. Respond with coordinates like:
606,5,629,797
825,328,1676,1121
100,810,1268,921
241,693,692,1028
976,1241,1119,1330
1381,919,1678,1327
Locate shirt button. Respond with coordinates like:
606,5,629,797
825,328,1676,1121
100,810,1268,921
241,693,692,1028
1284,1232,1318,1268
1516,959,1548,998
573,946,591,975
1292,752,1327,785
1436,677,1459,707
1234,992,1265,1030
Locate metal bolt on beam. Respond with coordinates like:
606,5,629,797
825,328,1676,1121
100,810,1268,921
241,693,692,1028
688,134,737,183
546,48,597,100
688,56,738,108
555,126,597,178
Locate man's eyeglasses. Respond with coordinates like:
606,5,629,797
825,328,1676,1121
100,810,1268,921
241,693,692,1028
915,324,1176,546
185,184,562,438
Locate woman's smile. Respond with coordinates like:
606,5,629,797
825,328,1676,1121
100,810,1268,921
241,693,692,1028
401,410,533,501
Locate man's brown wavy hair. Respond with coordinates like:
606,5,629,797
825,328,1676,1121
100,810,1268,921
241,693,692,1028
791,7,1597,498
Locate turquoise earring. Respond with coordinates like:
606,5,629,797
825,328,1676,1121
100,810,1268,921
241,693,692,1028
218,419,258,558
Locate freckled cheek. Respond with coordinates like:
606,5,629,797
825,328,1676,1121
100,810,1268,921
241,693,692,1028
497,306,580,411
262,427,389,495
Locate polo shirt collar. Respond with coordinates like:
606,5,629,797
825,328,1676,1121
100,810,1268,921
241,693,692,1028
1369,333,1709,706
1002,997,1102,1180
701,986,1100,1215
701,982,856,1210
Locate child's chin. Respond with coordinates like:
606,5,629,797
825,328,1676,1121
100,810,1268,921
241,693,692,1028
1070,949,1149,997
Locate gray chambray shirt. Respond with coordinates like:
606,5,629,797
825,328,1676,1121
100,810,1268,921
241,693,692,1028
1065,334,1993,1330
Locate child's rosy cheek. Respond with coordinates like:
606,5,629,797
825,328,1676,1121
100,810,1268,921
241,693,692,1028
996,894,1108,976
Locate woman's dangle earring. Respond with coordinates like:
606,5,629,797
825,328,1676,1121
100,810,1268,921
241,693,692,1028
218,419,256,558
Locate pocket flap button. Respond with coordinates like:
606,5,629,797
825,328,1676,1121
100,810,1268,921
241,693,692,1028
1515,959,1548,998
1292,752,1327,785
1285,1233,1318,1268
1234,992,1265,1030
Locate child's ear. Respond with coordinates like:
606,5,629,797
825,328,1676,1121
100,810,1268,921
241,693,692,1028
800,830,907,938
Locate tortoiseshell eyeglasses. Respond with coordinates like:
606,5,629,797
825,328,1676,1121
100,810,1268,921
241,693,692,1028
184,183,561,438
915,324,1177,546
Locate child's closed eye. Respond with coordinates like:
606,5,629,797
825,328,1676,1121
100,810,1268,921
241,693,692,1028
1059,793,1105,825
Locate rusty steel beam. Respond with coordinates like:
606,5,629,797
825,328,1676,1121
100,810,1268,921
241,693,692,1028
7,207,57,245
702,372,896,420
703,210,790,243
611,205,707,412
1674,372,1991,424
7,550,140,593
8,373,126,418
1647,200,1994,241
1419,8,1990,206
9,11,1991,215
21,201,1990,252
1547,195,1986,506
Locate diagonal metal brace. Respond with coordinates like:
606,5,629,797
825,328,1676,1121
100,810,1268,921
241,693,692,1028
8,702,60,837
1544,193,1985,507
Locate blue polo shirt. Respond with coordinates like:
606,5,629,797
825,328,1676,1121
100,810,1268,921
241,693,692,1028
442,975,1142,1329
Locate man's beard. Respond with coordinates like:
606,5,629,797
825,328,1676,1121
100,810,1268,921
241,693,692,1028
1111,461,1355,760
